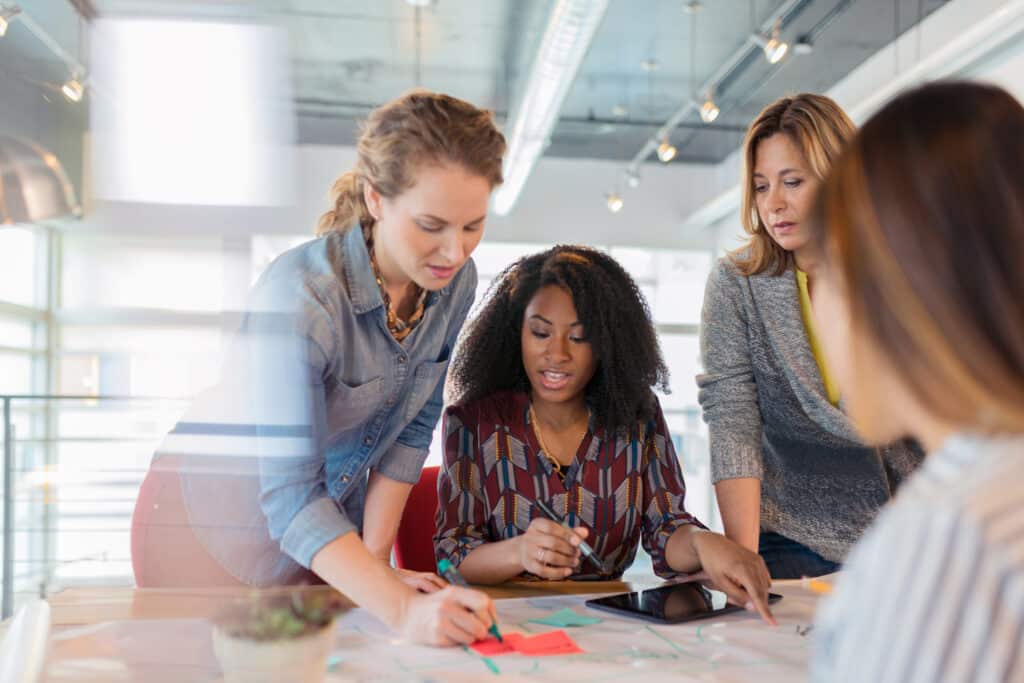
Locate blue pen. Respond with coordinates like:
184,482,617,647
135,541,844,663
437,559,504,642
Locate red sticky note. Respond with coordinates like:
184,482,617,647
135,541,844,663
470,633,523,656
471,630,583,657
514,630,584,656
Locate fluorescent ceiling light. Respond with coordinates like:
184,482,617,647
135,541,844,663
492,0,609,216
605,191,623,213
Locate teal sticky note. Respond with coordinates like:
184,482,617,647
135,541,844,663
528,607,604,627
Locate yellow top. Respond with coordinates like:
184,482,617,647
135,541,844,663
796,269,840,405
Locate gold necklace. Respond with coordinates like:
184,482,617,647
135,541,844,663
528,403,589,480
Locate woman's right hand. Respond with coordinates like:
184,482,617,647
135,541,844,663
398,585,496,647
516,518,587,579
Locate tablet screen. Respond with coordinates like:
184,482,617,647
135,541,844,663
585,582,782,624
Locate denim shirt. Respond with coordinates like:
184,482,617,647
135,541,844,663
167,225,476,584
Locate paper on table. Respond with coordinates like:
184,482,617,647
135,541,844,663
470,630,583,657
528,607,603,627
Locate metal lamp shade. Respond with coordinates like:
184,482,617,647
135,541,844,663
0,136,80,225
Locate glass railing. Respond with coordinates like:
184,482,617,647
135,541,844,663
1,394,188,618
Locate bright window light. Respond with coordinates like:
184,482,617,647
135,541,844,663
89,18,295,206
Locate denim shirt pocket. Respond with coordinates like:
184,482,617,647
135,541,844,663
326,376,385,440
403,360,448,423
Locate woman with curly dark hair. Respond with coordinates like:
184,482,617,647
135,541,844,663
434,245,776,623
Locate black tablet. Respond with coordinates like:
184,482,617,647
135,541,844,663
585,581,783,624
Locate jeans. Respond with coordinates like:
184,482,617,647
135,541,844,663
758,531,841,579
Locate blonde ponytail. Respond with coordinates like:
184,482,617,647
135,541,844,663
315,89,506,237
316,171,375,237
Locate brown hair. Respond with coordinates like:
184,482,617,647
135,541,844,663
814,81,1024,433
316,89,506,236
731,93,856,276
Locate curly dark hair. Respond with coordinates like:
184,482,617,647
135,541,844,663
451,245,669,438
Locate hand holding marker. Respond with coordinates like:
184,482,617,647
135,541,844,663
534,499,609,574
436,559,503,642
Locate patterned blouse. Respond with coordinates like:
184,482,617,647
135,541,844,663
434,391,704,579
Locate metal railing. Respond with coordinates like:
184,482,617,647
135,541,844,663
1,394,187,618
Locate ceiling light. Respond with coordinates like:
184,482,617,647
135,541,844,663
656,139,677,163
606,191,623,213
492,0,610,216
683,1,703,13
754,25,789,64
611,104,628,118
0,136,80,223
793,34,814,55
625,169,641,189
405,0,434,6
0,5,21,37
640,59,659,72
699,95,720,123
764,35,788,64
61,76,84,103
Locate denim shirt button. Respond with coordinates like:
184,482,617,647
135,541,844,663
340,475,351,483
385,398,394,407
398,355,407,364
363,436,373,446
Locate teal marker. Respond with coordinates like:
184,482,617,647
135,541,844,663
437,558,504,643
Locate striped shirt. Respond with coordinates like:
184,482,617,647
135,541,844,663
812,433,1024,682
433,391,703,579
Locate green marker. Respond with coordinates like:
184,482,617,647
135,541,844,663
437,558,504,643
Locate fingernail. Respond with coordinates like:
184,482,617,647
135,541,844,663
744,601,754,611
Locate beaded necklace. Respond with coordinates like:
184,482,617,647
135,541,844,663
364,229,426,342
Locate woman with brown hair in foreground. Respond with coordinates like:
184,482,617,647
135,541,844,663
811,81,1024,681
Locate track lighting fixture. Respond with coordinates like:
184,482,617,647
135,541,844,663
0,4,21,37
754,23,789,64
656,138,677,163
699,95,720,123
61,76,84,103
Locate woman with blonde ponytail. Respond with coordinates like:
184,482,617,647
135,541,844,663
132,90,506,647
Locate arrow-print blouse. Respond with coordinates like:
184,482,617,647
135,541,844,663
433,390,704,579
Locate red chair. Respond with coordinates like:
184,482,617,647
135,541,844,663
393,465,441,573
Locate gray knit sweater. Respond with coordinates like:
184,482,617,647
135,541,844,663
697,257,923,563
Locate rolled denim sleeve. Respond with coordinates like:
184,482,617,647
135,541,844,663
375,262,477,484
373,440,429,485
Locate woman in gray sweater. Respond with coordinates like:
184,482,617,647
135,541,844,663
697,94,922,578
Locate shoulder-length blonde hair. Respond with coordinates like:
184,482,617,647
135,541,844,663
316,89,506,237
731,93,856,276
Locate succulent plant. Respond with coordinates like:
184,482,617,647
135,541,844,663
214,589,348,641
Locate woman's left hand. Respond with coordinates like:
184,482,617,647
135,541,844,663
690,530,777,625
395,567,448,593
